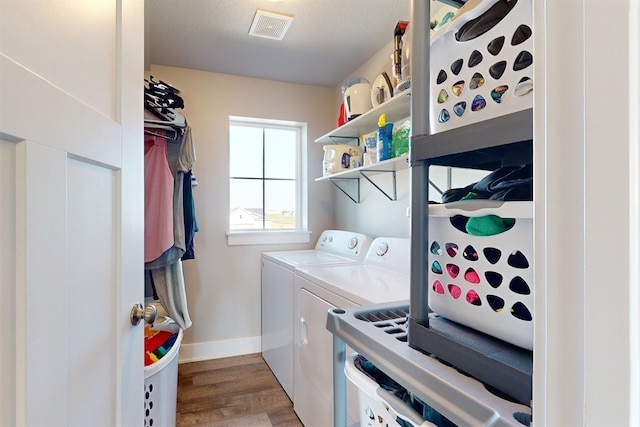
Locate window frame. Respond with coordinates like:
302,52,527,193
226,116,310,246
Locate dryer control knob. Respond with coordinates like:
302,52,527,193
348,237,358,249
376,242,389,256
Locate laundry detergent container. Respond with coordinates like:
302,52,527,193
429,0,533,134
322,144,362,176
427,200,533,350
144,318,184,427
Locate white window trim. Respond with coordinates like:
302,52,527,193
226,230,312,246
228,116,309,245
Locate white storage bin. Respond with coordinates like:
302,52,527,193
428,200,533,350
345,354,436,427
144,318,184,427
429,0,533,134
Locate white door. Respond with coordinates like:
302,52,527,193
0,2,144,425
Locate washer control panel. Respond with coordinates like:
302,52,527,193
364,237,411,272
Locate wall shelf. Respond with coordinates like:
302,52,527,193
314,89,411,145
315,156,409,181
314,86,411,202
315,156,409,203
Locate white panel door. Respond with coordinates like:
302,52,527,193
0,1,144,426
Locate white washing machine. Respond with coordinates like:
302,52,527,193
261,230,372,400
293,237,411,427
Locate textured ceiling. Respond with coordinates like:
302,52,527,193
145,0,415,87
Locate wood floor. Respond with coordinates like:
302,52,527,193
176,353,303,426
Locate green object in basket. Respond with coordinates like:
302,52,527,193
466,215,515,236
392,119,411,158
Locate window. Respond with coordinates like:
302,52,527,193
227,117,309,245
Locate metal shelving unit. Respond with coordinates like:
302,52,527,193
326,303,532,427
409,106,534,408
328,0,535,425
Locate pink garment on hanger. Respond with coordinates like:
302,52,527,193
144,131,175,262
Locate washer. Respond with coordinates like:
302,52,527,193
261,230,372,400
293,237,411,427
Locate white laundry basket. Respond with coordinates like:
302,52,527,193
345,354,437,427
427,200,533,350
429,0,533,134
144,318,184,427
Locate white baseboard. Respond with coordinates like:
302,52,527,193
177,335,262,363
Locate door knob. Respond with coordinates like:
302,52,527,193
130,303,157,326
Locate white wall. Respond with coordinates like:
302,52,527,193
147,65,336,361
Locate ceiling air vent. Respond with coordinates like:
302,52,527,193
248,9,294,41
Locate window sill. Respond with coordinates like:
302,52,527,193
226,230,312,246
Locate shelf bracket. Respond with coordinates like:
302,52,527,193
359,170,397,201
328,177,360,203
429,179,444,195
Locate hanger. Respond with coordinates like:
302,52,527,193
144,88,184,109
144,93,186,128
144,110,186,129
145,76,184,109
145,127,178,140
144,94,172,120
146,75,180,95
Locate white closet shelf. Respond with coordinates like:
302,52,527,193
315,89,411,145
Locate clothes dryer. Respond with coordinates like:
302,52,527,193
261,230,372,400
293,237,410,427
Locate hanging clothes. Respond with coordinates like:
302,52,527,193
144,131,175,263
148,261,192,330
145,130,186,269
182,170,199,261
143,76,198,330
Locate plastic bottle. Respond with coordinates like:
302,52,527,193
377,113,393,162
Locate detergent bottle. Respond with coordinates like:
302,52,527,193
322,144,362,176
376,113,393,162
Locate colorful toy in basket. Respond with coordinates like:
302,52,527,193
427,200,533,350
429,0,533,134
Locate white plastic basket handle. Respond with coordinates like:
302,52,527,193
432,0,513,44
376,388,436,427
430,200,532,218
